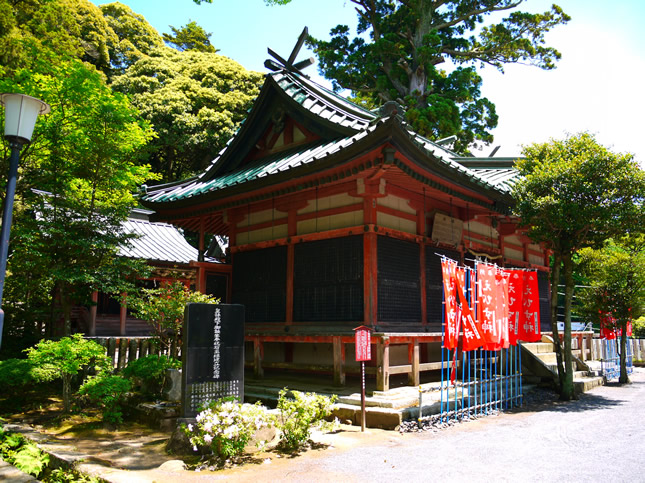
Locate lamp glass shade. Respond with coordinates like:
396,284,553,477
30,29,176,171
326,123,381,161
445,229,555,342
0,93,50,143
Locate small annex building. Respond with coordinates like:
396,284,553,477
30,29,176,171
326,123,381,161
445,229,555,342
140,56,552,391
88,208,229,336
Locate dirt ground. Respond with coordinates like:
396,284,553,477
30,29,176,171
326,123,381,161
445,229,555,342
4,368,645,482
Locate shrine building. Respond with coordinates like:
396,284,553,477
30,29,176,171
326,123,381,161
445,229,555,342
140,44,552,391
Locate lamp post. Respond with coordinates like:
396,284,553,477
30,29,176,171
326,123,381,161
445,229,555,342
0,93,50,349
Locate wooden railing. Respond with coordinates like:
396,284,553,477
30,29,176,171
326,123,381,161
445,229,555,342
86,336,180,370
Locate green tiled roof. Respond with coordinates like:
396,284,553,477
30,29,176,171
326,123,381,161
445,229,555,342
142,69,520,204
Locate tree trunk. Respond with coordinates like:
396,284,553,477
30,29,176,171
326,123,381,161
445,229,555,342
550,252,564,393
61,293,72,337
62,373,72,413
619,323,630,384
47,284,59,338
561,252,575,400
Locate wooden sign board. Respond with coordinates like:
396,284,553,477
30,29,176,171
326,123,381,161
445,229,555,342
431,213,463,246
354,325,372,361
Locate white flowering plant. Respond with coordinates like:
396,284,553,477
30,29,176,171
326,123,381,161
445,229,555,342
183,397,272,460
276,389,338,451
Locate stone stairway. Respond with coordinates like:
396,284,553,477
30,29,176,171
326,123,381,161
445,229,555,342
521,337,604,394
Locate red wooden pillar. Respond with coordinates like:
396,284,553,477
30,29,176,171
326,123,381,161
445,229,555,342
419,245,427,327
363,193,378,326
285,207,299,325
286,245,294,324
364,232,378,326
411,200,427,327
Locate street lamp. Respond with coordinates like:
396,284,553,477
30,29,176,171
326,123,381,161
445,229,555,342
0,93,50,349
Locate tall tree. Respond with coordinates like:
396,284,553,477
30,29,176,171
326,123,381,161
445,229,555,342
163,20,218,53
100,2,165,75
307,1,569,153
0,0,118,74
0,59,156,343
512,133,645,400
112,46,263,181
0,0,167,78
577,235,645,384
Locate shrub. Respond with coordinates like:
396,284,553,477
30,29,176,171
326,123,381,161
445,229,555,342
25,334,112,413
276,389,338,451
122,354,180,398
0,358,37,387
128,281,218,356
184,398,271,461
633,317,645,339
79,374,131,424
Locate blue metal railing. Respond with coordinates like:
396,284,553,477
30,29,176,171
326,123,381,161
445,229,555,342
601,338,633,380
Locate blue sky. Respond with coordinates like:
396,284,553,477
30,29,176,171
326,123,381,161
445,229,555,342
92,0,645,164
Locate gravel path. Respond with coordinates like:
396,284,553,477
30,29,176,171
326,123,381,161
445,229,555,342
145,367,645,483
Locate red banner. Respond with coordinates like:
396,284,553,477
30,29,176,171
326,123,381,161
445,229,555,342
497,270,510,349
441,259,460,349
456,276,484,351
477,264,497,349
506,269,541,342
520,271,541,342
507,269,524,345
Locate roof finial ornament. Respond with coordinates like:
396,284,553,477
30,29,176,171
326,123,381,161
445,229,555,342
264,26,315,77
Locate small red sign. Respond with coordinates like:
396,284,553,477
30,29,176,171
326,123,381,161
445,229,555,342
354,325,372,362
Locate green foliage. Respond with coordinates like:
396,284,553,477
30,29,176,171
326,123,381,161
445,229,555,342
0,423,101,481
12,441,50,477
0,0,166,77
307,1,569,153
163,20,218,53
47,468,101,482
0,0,117,74
0,57,157,340
0,358,40,387
128,281,217,354
513,132,645,398
100,2,165,75
185,398,272,460
577,235,645,332
26,334,111,379
0,428,25,453
0,430,49,478
79,373,131,424
112,46,263,181
514,133,645,254
276,389,338,451
633,317,645,339
122,354,180,397
26,334,111,412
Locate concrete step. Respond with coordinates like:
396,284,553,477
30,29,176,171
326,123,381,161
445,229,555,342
522,342,555,354
535,352,558,365
574,375,605,394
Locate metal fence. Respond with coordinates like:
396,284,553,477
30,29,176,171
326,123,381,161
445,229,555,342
600,338,634,381
418,264,523,425
423,346,523,424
